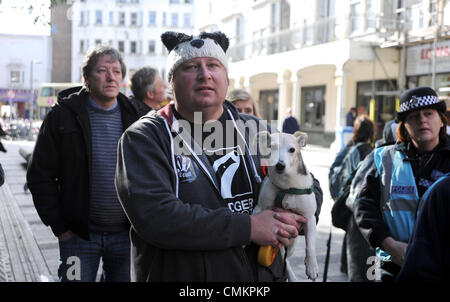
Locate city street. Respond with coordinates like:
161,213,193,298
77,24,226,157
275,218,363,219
0,139,347,282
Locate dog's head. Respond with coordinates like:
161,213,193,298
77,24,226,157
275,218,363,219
255,131,308,181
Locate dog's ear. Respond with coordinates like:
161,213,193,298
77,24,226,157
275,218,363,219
294,131,308,148
253,131,271,157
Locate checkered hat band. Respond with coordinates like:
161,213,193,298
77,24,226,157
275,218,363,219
399,95,440,112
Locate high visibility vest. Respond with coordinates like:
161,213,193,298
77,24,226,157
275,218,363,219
373,145,420,261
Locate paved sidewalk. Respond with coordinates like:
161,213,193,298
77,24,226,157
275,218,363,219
0,140,54,281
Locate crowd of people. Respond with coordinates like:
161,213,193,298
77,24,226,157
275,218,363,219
332,86,449,282
1,29,445,282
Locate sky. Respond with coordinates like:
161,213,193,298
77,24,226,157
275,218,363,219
0,0,51,36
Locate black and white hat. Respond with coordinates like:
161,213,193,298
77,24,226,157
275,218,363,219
397,86,446,121
161,31,230,83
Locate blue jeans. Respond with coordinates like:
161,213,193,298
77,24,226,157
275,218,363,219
58,230,131,282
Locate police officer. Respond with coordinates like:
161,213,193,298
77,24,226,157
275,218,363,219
350,86,450,281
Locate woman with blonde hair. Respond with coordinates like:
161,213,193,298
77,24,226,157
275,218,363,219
227,89,257,117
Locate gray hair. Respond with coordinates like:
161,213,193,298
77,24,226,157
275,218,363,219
129,67,158,102
82,45,126,87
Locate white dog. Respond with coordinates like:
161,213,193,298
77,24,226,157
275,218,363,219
254,131,318,281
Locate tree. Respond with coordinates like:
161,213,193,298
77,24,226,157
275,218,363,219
1,0,69,26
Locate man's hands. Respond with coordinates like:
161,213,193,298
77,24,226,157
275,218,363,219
250,208,307,248
382,236,408,266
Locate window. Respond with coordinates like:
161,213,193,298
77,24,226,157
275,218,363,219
301,86,326,130
119,12,125,25
109,11,114,25
366,0,379,30
41,87,53,97
118,41,125,53
79,40,85,53
162,12,167,26
10,71,21,83
184,0,193,3
130,41,137,54
170,0,180,3
131,12,138,26
351,2,363,33
183,13,191,27
148,40,156,54
149,11,156,25
95,39,102,46
95,10,102,25
80,11,85,25
171,13,178,27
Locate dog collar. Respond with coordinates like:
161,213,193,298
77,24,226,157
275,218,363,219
274,184,315,208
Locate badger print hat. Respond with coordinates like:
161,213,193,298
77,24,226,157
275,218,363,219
161,31,230,83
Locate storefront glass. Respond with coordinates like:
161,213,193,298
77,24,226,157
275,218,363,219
407,73,450,113
356,80,398,139
259,89,279,123
300,85,325,131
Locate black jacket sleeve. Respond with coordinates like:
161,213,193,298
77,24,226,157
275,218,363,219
397,176,450,281
0,163,4,187
352,151,391,248
312,175,323,223
26,109,68,237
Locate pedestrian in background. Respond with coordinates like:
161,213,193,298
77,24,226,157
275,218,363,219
336,115,376,282
352,86,450,282
375,119,399,148
345,107,356,127
227,89,258,117
397,173,450,282
27,45,139,282
115,30,323,281
282,107,300,134
129,66,168,116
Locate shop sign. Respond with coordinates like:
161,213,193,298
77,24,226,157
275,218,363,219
0,89,36,103
406,40,450,76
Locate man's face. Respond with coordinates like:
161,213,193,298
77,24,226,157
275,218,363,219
150,75,167,105
172,57,228,120
86,54,123,104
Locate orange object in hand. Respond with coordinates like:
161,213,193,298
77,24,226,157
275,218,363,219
257,245,280,267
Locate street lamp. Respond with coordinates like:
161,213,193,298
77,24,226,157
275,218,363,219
29,59,41,140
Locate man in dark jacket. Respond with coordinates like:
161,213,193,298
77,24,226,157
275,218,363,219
115,31,323,282
128,66,168,116
397,173,450,282
27,46,139,282
282,107,300,134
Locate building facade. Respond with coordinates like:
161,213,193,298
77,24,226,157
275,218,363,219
0,34,51,119
51,0,195,95
195,0,450,147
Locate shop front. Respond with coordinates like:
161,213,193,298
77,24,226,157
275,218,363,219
356,80,398,140
0,89,36,119
406,40,450,115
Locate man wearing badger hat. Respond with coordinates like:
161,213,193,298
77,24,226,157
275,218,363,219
351,86,450,281
115,31,323,281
